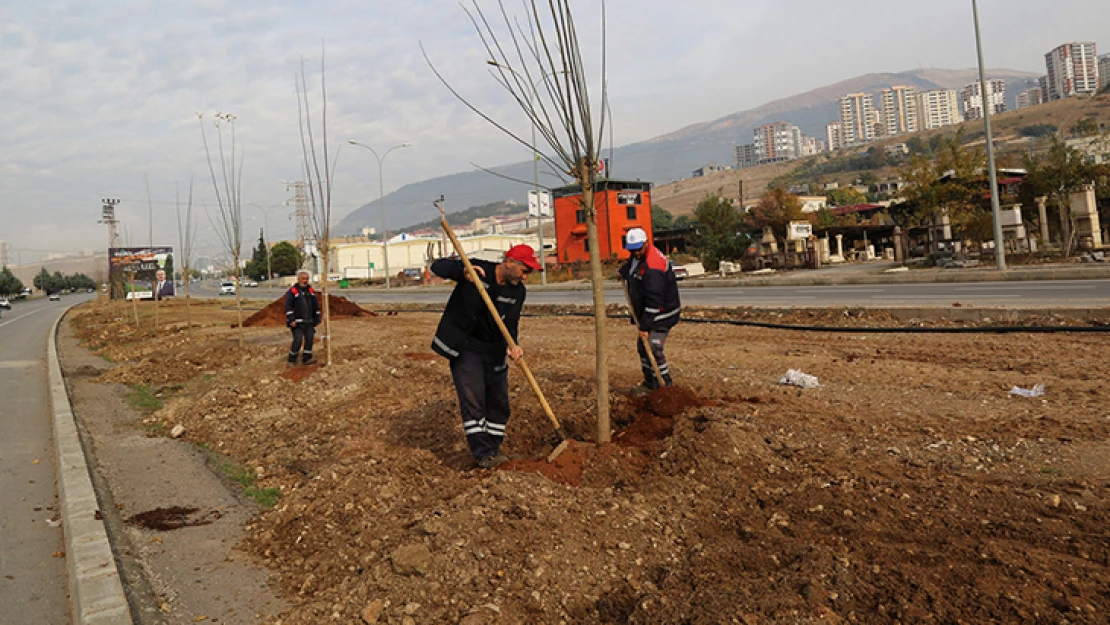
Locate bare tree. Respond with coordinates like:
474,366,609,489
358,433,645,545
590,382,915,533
176,179,197,338
198,112,245,346
425,0,613,442
295,51,339,366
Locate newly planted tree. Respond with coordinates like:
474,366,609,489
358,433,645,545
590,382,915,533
176,179,198,337
426,0,614,441
199,112,245,346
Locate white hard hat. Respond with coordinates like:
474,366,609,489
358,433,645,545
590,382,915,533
624,228,647,250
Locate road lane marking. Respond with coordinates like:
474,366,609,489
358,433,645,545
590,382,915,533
794,288,885,293
0,309,44,329
872,294,1022,299
953,285,1096,291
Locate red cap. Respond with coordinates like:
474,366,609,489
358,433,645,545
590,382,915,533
505,245,542,271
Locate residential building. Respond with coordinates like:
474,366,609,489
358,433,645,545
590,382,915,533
914,89,962,130
838,93,874,145
735,143,756,169
753,122,803,163
826,122,843,151
1100,54,1110,90
797,196,828,214
1044,42,1099,100
960,80,1006,120
880,86,918,136
800,135,820,157
1016,87,1044,110
1066,135,1110,165
692,164,729,177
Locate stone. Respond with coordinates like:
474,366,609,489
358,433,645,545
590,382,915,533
170,424,186,439
390,543,433,576
360,599,385,623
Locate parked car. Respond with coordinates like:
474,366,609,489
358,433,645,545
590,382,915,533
49,293,61,301
244,280,258,288
672,265,688,280
0,297,10,309
219,281,236,295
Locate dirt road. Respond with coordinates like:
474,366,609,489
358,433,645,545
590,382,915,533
66,298,1109,623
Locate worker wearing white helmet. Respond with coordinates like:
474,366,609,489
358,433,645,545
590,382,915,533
618,227,681,394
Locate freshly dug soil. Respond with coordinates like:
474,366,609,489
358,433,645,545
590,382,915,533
243,293,377,327
69,299,1110,624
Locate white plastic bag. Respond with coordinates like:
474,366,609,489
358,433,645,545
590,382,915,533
1008,383,1045,398
779,369,821,389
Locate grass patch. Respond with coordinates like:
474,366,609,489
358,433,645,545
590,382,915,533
145,422,167,436
222,462,281,507
128,384,163,412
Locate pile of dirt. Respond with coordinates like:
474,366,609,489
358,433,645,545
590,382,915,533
242,293,377,327
66,302,1110,624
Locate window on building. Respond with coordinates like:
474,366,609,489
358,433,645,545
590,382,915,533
576,209,587,224
626,205,637,220
584,238,590,253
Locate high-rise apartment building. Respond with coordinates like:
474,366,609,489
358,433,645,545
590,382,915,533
826,122,843,151
880,86,918,136
960,80,1006,121
1100,54,1110,90
735,143,756,169
753,122,803,164
914,89,962,130
838,93,874,145
1016,87,1044,110
1044,42,1099,100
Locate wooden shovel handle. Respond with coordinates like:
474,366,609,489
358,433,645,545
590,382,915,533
623,281,665,386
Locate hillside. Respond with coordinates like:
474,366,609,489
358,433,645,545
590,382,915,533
335,68,1040,236
652,92,1110,217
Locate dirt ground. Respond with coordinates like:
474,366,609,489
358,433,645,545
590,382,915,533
67,297,1110,624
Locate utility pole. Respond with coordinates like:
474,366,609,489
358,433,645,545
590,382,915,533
972,0,1007,270
287,181,312,267
100,199,121,248
0,241,10,267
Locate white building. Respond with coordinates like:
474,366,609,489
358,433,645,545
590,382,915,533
880,86,918,136
825,121,843,151
332,233,544,279
914,89,962,130
960,80,1006,121
1044,42,1099,100
838,93,875,145
1016,88,1044,110
753,122,803,163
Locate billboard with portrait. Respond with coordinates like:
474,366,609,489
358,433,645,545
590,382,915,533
108,247,174,300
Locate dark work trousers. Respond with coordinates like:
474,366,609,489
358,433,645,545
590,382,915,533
449,349,510,460
288,324,316,363
637,328,673,389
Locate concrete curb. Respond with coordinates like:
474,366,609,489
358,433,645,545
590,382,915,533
47,309,133,624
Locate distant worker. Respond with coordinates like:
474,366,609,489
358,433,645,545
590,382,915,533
154,269,175,300
618,227,681,394
283,269,321,366
430,245,541,469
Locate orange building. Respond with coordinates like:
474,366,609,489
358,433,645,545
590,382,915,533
552,179,653,263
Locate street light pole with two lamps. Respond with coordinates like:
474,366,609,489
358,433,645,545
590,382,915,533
348,140,412,289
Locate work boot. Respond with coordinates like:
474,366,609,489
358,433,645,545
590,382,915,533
628,383,653,397
476,453,510,469
302,357,317,366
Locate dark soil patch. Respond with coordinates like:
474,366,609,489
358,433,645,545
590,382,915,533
125,506,221,531
279,364,322,383
242,294,377,328
404,352,437,361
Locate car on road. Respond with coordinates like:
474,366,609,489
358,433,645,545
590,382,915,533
672,265,688,280
244,280,258,288
0,297,10,310
48,293,61,301
219,281,236,295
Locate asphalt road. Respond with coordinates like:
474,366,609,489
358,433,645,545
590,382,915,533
0,293,91,624
195,279,1110,309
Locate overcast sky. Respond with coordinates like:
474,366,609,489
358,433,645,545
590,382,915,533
1,0,1106,260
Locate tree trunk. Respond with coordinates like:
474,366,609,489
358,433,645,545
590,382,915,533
321,245,332,366
184,272,192,338
129,274,140,329
234,253,243,347
582,179,610,443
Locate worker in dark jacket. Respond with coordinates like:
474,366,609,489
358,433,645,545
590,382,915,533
283,269,321,365
431,245,540,469
618,227,681,393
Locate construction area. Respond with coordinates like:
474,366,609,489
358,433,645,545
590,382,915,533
64,297,1109,624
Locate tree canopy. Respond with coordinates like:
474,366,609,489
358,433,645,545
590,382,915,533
748,188,806,240
689,193,748,270
0,266,24,296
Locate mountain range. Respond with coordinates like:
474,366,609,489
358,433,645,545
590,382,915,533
335,67,1040,236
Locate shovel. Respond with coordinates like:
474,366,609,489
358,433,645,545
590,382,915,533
622,281,665,387
435,198,570,461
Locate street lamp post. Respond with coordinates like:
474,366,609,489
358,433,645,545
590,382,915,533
348,140,412,288
972,0,1006,271
487,61,567,286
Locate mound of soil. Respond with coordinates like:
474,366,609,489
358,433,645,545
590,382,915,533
243,294,377,328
